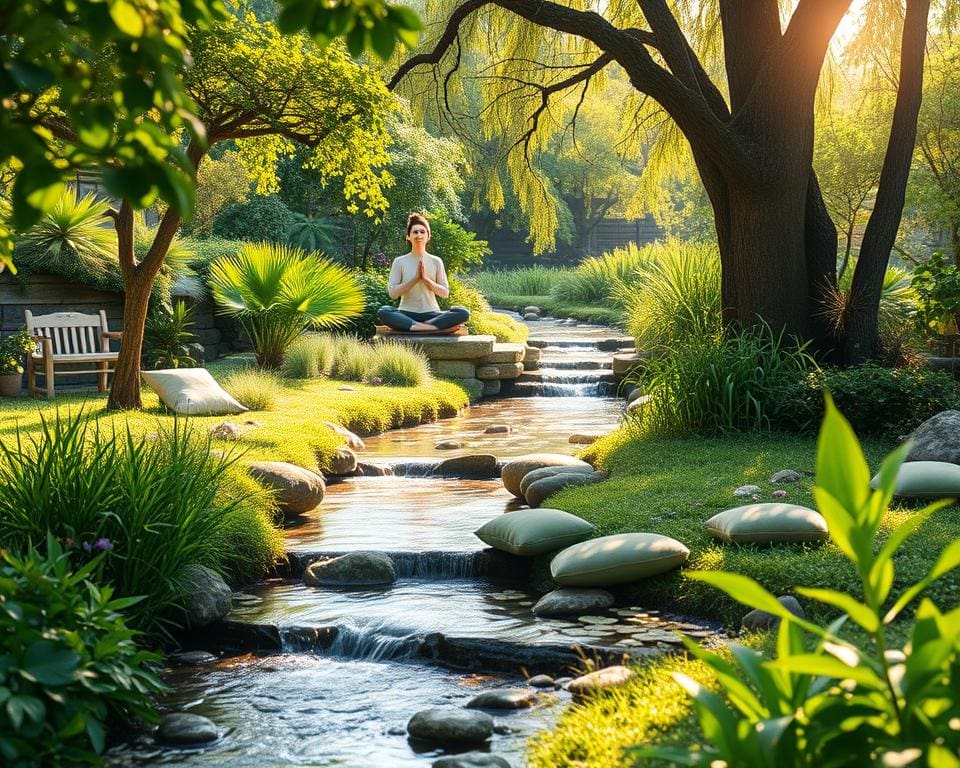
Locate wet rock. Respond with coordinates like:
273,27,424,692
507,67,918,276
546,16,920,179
466,688,538,710
527,674,555,688
435,454,499,479
321,421,366,450
388,726,407,736
770,469,802,484
328,446,358,476
304,551,396,587
733,484,761,497
484,424,511,435
501,454,592,497
492,723,512,735
482,379,501,396
436,440,463,450
741,595,805,632
522,306,541,315
248,461,325,516
906,410,960,464
554,677,573,688
353,461,393,477
177,564,232,628
533,588,614,617
519,465,595,497
168,651,216,666
569,432,603,445
156,713,218,745
407,708,494,746
598,338,630,351
567,665,634,696
432,753,511,768
209,421,242,440
523,312,539,321
524,471,604,508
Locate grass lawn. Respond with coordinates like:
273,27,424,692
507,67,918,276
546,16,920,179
0,356,471,474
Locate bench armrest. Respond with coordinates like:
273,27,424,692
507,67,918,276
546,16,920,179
30,335,52,358
103,331,123,340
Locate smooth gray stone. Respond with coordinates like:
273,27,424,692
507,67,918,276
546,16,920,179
328,446,358,475
156,713,218,745
304,551,396,587
567,666,634,696
177,564,232,628
741,595,806,632
466,688,538,710
407,708,494,745
432,753,511,768
519,465,594,498
906,410,960,464
248,461,325,515
533,588,615,617
527,674,555,688
733,484,761,497
524,471,605,508
769,469,802,484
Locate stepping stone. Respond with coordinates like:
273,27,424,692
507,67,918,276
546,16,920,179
567,666,634,697
247,461,325,516
304,551,396,587
168,651,217,666
533,588,614,618
407,708,493,746
156,713,219,745
527,674,555,688
466,688,538,709
432,754,510,768
435,454,499,479
578,615,618,625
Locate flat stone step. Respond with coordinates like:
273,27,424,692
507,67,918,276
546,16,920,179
517,371,616,385
527,337,633,350
379,334,496,360
536,359,612,370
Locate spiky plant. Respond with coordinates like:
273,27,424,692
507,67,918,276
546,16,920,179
209,243,364,369
19,189,115,276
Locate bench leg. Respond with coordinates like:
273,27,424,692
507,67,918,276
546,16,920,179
44,357,54,399
98,361,108,392
27,358,36,396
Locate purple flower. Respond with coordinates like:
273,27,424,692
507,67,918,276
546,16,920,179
772,489,788,499
93,538,113,552
82,541,92,552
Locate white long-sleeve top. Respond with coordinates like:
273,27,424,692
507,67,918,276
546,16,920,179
388,253,448,313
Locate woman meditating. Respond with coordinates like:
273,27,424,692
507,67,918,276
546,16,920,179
376,213,470,332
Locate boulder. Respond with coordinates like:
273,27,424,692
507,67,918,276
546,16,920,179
466,688,538,710
177,564,232,628
522,306,541,315
741,595,805,632
248,461,325,516
523,312,539,321
519,465,595,497
209,421,242,440
457,378,485,400
501,454,593,497
434,360,478,379
435,454,499,479
626,387,646,404
321,421,366,450
770,469,802,484
432,754,510,768
328,446,358,476
525,471,605,508
532,588,615,617
483,425,511,434
906,410,960,464
156,713,219,745
353,462,393,477
481,379,501,396
407,708,494,746
527,674,555,688
567,665,634,697
733,485,761,497
436,440,463,450
304,551,396,587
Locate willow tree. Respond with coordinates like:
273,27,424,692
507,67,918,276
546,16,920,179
99,13,394,408
391,0,937,360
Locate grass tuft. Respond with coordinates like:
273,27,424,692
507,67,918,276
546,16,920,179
368,341,432,387
222,367,283,410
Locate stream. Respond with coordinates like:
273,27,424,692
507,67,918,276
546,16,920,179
108,318,715,768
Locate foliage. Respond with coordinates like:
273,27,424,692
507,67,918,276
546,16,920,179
285,213,343,254
442,278,528,342
911,252,960,337
212,194,297,244
142,301,197,370
0,413,281,635
368,340,432,386
222,367,283,409
0,330,35,375
343,271,392,340
282,334,336,378
551,242,651,306
427,209,491,275
330,336,377,382
619,240,722,354
187,151,251,236
636,398,960,767
630,324,815,436
0,536,165,766
209,242,364,369
770,363,959,439
466,267,566,298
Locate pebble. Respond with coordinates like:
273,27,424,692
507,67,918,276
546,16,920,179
337,386,355,391
734,484,761,497
578,616,618,625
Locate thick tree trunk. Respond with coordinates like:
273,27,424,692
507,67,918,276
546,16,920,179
804,170,841,358
107,273,155,410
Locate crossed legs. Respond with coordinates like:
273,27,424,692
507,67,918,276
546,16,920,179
377,306,470,332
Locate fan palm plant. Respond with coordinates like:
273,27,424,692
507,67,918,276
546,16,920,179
19,189,115,276
209,243,364,369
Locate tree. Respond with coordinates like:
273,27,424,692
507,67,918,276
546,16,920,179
186,151,251,237
391,0,936,361
92,12,394,408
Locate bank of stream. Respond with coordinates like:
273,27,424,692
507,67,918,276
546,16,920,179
109,318,718,767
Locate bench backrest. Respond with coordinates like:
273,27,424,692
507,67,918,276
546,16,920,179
24,310,111,357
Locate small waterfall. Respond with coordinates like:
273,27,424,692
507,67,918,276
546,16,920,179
508,381,606,397
542,359,609,370
391,460,441,477
281,620,420,662
391,551,485,579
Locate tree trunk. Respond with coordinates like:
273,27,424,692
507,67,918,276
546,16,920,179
107,271,156,410
804,170,841,358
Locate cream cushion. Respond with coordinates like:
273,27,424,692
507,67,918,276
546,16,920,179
872,460,960,499
142,368,248,415
550,533,689,587
475,508,596,556
705,503,828,544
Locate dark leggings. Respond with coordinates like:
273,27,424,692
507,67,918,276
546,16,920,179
376,306,470,332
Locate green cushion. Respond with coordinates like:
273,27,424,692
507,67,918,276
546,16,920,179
550,533,689,587
475,508,596,556
705,503,828,544
872,460,960,499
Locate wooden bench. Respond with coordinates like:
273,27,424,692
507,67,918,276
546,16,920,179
24,310,122,398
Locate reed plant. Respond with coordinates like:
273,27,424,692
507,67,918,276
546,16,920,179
222,367,283,410
551,243,651,305
282,333,336,378
368,341,432,387
466,266,565,298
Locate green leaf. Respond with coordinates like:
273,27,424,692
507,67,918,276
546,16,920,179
277,0,315,34
20,640,80,686
109,0,145,36
815,393,869,516
811,487,857,562
7,61,56,91
86,717,106,753
768,654,883,688
6,695,45,730
794,587,878,633
346,24,367,58
387,4,423,30
679,637,766,720
369,21,396,61
885,538,960,623
672,672,742,759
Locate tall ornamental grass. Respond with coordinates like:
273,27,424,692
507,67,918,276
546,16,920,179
330,336,377,381
222,367,283,410
283,333,336,378
551,243,652,305
369,341,432,386
466,266,564,298
0,413,282,635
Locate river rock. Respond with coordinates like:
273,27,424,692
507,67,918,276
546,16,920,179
168,651,217,666
770,469,801,484
328,446,358,475
519,465,595,497
407,708,494,746
741,595,806,632
156,712,219,745
484,425,511,434
527,674,555,688
322,421,366,450
436,440,463,450
626,387,646,404
569,432,603,445
177,564,232,628
466,688,538,710
567,665,634,696
905,410,960,463
501,454,592,497
248,461,325,516
432,754,511,768
338,385,355,391
522,306,541,316
353,461,393,476
435,454,499,479
210,421,242,440
733,484,761,497
523,312,539,321
525,471,605,508
533,588,615,617
304,551,396,587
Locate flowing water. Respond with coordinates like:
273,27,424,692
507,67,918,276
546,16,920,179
110,319,713,768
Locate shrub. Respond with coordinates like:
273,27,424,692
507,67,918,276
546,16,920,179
368,341,432,386
469,310,529,343
343,271,392,339
551,242,651,305
0,329,35,375
0,413,282,635
209,242,364,368
222,367,282,409
282,334,336,378
211,194,297,243
770,362,958,438
0,536,165,766
330,335,376,381
427,209,491,275
632,324,815,435
142,301,197,370
466,266,565,298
